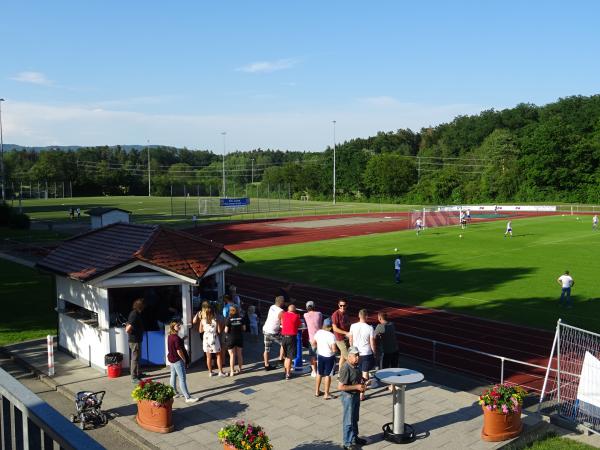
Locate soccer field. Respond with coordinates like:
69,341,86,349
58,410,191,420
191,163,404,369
16,196,413,224
236,215,600,332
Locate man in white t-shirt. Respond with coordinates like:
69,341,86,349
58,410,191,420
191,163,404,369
262,296,284,370
348,309,375,400
557,271,575,308
311,318,337,400
394,256,401,283
593,215,598,231
415,218,423,236
504,221,512,237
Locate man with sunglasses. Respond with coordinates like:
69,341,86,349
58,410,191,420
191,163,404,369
331,300,351,371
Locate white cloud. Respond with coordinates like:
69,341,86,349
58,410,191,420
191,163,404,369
2,100,485,151
360,96,401,107
10,71,53,86
236,58,298,74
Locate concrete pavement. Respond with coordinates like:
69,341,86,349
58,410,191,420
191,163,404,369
2,337,542,449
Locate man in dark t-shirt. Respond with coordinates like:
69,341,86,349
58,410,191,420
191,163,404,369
126,298,145,382
338,346,367,449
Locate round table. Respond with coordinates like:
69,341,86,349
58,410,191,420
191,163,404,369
375,368,424,444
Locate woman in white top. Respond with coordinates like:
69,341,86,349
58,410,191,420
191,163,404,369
196,303,226,377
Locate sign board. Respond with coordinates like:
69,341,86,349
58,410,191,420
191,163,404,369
437,205,557,212
577,351,600,409
220,197,250,208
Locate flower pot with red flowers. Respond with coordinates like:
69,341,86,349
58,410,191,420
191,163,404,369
479,383,526,442
131,379,176,433
217,420,272,450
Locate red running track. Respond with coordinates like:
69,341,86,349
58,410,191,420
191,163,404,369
230,272,556,393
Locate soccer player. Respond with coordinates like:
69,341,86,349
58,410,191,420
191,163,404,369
394,255,401,283
466,209,471,222
415,217,423,236
593,215,598,231
504,220,512,237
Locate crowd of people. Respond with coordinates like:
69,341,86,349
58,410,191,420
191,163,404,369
126,287,401,449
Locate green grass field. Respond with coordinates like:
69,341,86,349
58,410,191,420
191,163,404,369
237,215,600,332
0,259,55,346
16,196,416,226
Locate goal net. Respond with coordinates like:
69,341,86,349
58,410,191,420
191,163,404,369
409,207,461,229
539,320,600,434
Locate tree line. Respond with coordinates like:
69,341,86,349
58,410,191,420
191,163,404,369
4,94,600,203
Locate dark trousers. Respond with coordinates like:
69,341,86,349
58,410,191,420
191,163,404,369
129,342,141,379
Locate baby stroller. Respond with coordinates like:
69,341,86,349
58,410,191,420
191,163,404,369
69,391,107,430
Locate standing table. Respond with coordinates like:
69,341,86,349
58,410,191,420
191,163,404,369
375,368,424,444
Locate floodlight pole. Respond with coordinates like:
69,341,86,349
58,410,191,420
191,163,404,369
0,98,5,201
147,140,151,197
221,132,227,198
251,158,254,184
332,120,336,205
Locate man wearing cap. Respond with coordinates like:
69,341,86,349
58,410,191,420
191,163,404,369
338,346,368,449
312,318,337,400
304,300,323,378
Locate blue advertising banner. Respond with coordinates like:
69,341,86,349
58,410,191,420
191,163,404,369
220,197,250,208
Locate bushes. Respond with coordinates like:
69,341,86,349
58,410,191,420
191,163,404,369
0,202,31,229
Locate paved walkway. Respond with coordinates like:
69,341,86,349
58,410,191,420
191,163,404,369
2,338,545,450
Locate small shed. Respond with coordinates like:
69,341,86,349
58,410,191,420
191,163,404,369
86,207,131,229
37,223,243,371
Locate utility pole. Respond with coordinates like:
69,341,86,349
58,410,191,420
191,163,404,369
332,120,337,205
0,98,6,201
221,132,227,197
147,140,151,196
251,158,254,184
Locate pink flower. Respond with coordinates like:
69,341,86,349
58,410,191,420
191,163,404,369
502,405,509,414
486,405,492,411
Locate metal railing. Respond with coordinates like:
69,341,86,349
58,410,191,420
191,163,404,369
0,366,104,450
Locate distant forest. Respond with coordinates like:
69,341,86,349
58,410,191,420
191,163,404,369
4,94,600,203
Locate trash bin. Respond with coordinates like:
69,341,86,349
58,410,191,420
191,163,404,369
105,352,123,378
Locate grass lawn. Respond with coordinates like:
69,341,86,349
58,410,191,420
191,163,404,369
237,215,600,332
17,196,417,226
0,259,55,346
508,434,598,450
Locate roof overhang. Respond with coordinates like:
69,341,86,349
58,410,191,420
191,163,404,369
88,260,197,286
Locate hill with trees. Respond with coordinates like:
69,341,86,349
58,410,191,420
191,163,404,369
4,94,600,203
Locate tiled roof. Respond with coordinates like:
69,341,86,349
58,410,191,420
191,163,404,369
85,207,131,216
37,223,242,282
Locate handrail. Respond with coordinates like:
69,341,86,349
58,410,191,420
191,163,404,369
0,367,104,450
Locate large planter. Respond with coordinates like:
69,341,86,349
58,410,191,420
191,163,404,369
481,406,523,442
223,444,237,450
136,399,174,433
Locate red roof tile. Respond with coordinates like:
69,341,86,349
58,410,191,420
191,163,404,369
37,223,242,282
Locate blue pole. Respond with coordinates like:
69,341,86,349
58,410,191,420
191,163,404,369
293,327,304,370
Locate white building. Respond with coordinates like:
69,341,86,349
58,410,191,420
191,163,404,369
37,223,242,372
86,207,131,229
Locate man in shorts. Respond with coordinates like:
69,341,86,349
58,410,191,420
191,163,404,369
593,215,598,230
504,220,512,237
415,217,423,236
281,304,301,380
262,296,284,371
331,299,350,372
312,318,337,399
304,300,323,377
348,309,375,401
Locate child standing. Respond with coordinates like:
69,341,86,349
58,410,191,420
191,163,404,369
247,305,259,342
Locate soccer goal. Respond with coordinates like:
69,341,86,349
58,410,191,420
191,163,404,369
409,207,460,229
539,319,600,434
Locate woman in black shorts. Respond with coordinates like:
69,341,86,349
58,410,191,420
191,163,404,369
224,305,245,376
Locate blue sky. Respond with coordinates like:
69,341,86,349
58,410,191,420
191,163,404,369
1,1,599,152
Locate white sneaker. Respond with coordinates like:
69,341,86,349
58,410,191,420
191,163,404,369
208,371,214,377
185,397,199,403
310,371,317,378
218,372,228,377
